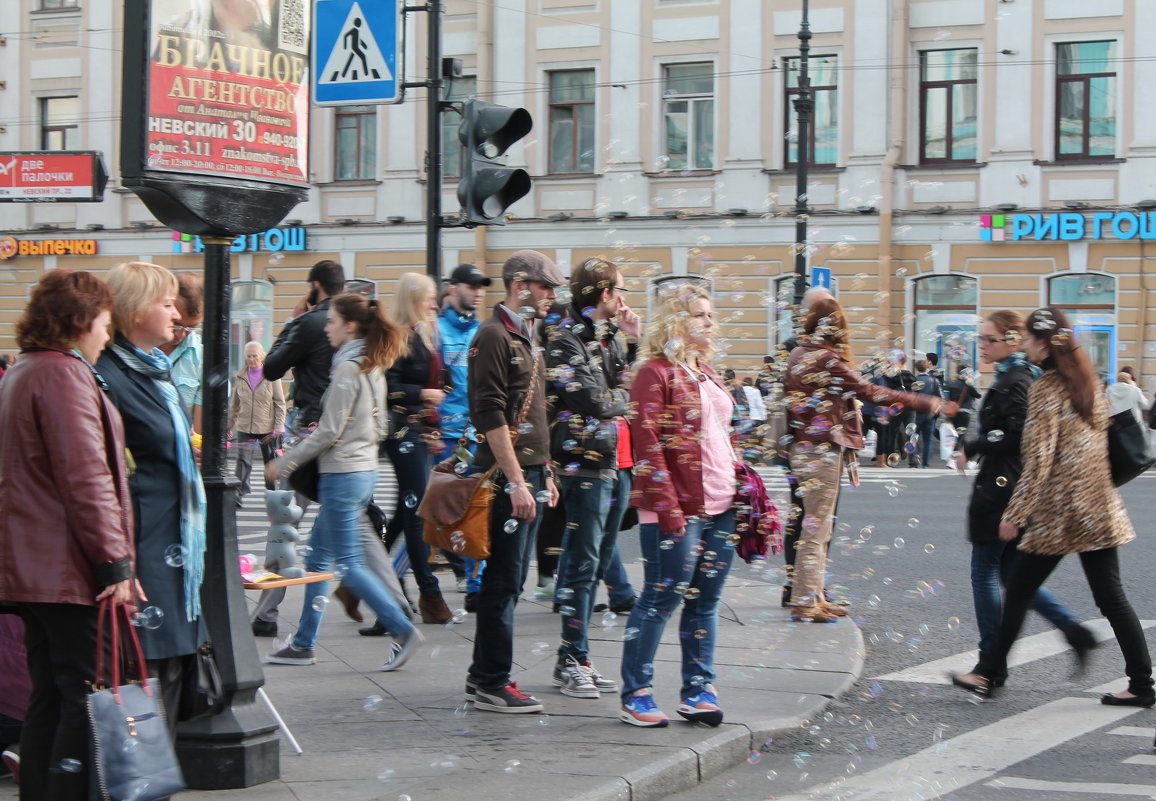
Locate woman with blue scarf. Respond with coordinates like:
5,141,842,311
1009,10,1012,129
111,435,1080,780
264,294,424,671
950,310,1094,687
98,261,208,731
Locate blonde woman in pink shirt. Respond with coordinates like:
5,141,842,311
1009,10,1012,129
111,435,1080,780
620,282,739,728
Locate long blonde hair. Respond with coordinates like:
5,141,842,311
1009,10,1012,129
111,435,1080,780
636,283,715,365
391,272,438,350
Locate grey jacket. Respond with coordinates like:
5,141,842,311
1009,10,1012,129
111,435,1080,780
276,357,388,475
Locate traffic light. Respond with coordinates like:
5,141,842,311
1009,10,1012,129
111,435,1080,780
457,100,533,226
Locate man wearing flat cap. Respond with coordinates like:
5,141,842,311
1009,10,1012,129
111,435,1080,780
465,250,563,713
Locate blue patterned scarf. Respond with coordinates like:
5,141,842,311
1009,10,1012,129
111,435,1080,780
996,350,1043,380
111,340,206,621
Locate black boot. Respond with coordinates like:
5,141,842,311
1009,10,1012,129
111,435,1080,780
358,620,386,637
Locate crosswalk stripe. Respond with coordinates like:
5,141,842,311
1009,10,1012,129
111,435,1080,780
1122,755,1156,766
769,697,1143,801
1111,727,1155,738
985,777,1156,797
871,619,1156,684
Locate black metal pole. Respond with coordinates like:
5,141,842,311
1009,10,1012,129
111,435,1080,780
792,0,812,307
176,239,279,788
425,2,443,283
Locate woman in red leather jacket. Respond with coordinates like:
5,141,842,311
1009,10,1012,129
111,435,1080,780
785,297,954,622
619,282,738,729
0,270,139,801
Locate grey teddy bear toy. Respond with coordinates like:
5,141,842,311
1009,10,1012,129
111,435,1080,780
263,490,306,579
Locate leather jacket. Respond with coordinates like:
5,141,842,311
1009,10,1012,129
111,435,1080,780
0,350,134,605
629,358,735,533
264,298,335,427
785,342,940,450
544,302,633,478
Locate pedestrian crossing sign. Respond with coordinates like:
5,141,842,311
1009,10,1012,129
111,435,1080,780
312,0,404,106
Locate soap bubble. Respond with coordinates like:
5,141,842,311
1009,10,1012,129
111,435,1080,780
995,476,1008,487
947,616,961,630
923,544,935,554
987,429,1004,442
538,714,550,726
311,595,329,612
132,606,164,629
503,519,519,533
893,537,905,549
122,737,140,754
907,518,919,528
398,441,414,454
268,251,285,265
404,493,418,508
556,587,574,600
504,759,521,774
623,627,640,641
363,694,384,711
163,544,186,568
535,490,550,503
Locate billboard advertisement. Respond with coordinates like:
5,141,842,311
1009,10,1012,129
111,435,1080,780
144,0,310,186
0,152,108,202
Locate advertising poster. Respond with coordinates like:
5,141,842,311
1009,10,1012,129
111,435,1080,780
145,0,310,185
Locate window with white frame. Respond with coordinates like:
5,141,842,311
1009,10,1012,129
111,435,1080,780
40,96,79,150
784,55,838,167
548,70,596,174
1055,41,1116,160
919,49,978,163
334,105,376,180
662,63,714,170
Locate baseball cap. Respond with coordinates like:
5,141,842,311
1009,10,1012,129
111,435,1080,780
447,264,492,287
502,250,565,288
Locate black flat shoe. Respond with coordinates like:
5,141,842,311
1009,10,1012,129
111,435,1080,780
949,673,994,699
1101,692,1156,708
358,621,387,637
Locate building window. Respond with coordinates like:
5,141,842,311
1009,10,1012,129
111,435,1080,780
41,96,79,150
1049,273,1117,379
441,76,477,180
39,0,78,8
662,63,714,171
784,56,838,167
1056,41,1116,160
913,275,979,376
548,70,595,174
919,49,978,163
334,105,376,180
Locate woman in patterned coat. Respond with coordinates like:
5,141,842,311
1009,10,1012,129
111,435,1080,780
952,306,1152,705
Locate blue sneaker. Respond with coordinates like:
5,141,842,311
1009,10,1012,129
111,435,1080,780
620,688,669,727
678,683,723,726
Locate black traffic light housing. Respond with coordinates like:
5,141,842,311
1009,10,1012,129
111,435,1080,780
457,100,533,226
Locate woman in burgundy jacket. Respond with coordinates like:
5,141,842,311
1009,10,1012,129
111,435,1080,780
785,297,954,621
0,270,138,801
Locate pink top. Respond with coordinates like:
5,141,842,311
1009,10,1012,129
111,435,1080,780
638,363,736,526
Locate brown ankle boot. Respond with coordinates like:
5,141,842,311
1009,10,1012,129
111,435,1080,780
419,592,453,624
334,585,363,622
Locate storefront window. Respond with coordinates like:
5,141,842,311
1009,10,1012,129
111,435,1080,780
913,274,978,378
1049,273,1116,381
230,281,274,372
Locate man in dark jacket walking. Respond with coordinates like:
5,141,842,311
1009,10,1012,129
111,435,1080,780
264,260,345,431
544,258,640,700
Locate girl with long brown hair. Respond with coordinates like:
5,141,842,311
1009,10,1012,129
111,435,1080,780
952,306,1152,704
264,293,423,671
784,297,954,621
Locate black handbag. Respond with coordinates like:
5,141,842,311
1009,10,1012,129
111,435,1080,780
1108,409,1156,486
87,600,186,801
177,640,225,722
287,457,320,502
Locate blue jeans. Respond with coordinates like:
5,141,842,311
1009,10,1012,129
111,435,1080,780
469,465,547,690
557,470,631,663
916,416,936,467
292,471,414,650
620,510,736,700
970,538,1082,658
557,541,635,607
441,438,484,593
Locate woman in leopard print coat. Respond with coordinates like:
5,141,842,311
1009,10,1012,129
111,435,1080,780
953,306,1152,705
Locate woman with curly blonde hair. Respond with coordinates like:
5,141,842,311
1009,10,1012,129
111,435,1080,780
619,281,737,728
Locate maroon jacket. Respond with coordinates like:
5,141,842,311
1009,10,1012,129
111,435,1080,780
785,342,940,450
629,358,737,533
0,349,135,606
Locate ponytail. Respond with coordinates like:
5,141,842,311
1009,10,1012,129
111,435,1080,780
331,294,409,370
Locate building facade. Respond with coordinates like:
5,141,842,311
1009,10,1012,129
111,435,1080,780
2,0,1156,389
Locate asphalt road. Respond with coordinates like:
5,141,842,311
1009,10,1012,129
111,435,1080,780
660,464,1156,801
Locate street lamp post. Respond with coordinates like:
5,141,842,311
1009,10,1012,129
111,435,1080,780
792,0,813,307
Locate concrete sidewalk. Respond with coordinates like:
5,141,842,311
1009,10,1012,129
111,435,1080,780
176,558,864,801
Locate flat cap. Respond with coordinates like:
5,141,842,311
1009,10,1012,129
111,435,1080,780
502,250,565,288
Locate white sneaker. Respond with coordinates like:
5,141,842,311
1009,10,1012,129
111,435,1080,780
556,657,599,699
533,579,556,600
381,629,425,672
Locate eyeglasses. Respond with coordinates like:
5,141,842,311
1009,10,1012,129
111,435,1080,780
611,286,629,295
173,325,201,336
976,335,1005,345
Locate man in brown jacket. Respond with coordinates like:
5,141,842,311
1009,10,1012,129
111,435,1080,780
465,250,562,713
